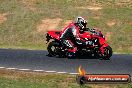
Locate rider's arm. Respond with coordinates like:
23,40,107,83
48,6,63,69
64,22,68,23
71,27,86,45
86,28,95,33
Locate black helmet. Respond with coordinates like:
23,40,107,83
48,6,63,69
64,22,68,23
76,17,87,30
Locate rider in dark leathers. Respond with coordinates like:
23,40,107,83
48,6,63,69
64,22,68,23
60,17,92,57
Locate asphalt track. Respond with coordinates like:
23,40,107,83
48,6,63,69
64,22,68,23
0,49,132,75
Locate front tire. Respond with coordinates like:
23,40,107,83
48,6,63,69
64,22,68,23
105,46,112,59
97,46,113,60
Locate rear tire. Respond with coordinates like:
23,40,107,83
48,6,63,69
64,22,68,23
47,41,60,57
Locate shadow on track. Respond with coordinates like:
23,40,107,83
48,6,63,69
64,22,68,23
46,53,99,59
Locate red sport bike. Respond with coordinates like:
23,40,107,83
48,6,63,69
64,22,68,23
46,28,112,60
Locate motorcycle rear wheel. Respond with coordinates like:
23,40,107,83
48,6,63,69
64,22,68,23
47,41,61,57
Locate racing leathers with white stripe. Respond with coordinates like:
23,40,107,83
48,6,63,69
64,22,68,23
60,23,86,52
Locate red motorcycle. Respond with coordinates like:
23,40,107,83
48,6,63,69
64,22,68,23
46,28,112,60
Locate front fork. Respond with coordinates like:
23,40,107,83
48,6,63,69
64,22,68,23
100,43,109,54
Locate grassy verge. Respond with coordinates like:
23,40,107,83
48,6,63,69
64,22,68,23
0,0,131,53
0,69,131,88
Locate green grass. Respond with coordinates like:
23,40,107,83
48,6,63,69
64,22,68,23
0,78,49,88
0,69,132,88
0,0,131,53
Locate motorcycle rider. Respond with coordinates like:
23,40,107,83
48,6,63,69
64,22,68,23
60,17,93,58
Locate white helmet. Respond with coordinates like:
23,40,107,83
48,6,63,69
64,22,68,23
76,17,87,30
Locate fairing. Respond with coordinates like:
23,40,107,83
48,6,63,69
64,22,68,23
47,31,61,40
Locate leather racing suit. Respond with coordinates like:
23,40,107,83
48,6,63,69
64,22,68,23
60,22,86,53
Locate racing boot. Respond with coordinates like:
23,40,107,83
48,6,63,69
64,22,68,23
66,47,77,59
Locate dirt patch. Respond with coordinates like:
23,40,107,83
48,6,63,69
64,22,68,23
105,32,113,40
21,0,37,11
0,13,7,24
106,19,117,27
77,6,102,11
115,0,132,7
128,46,132,51
37,18,62,32
128,21,132,26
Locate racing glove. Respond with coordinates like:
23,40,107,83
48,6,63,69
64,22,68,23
85,40,93,46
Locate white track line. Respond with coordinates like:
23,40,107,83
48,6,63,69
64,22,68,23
6,68,17,70
18,69,31,71
45,71,56,73
33,70,44,72
69,73,79,75
57,72,67,74
0,67,5,69
0,67,80,75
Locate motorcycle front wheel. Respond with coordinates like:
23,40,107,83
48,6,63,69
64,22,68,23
97,45,113,60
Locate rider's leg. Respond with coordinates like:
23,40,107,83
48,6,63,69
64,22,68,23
61,39,77,58
62,40,76,50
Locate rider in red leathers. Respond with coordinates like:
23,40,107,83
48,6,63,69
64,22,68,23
60,17,92,58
